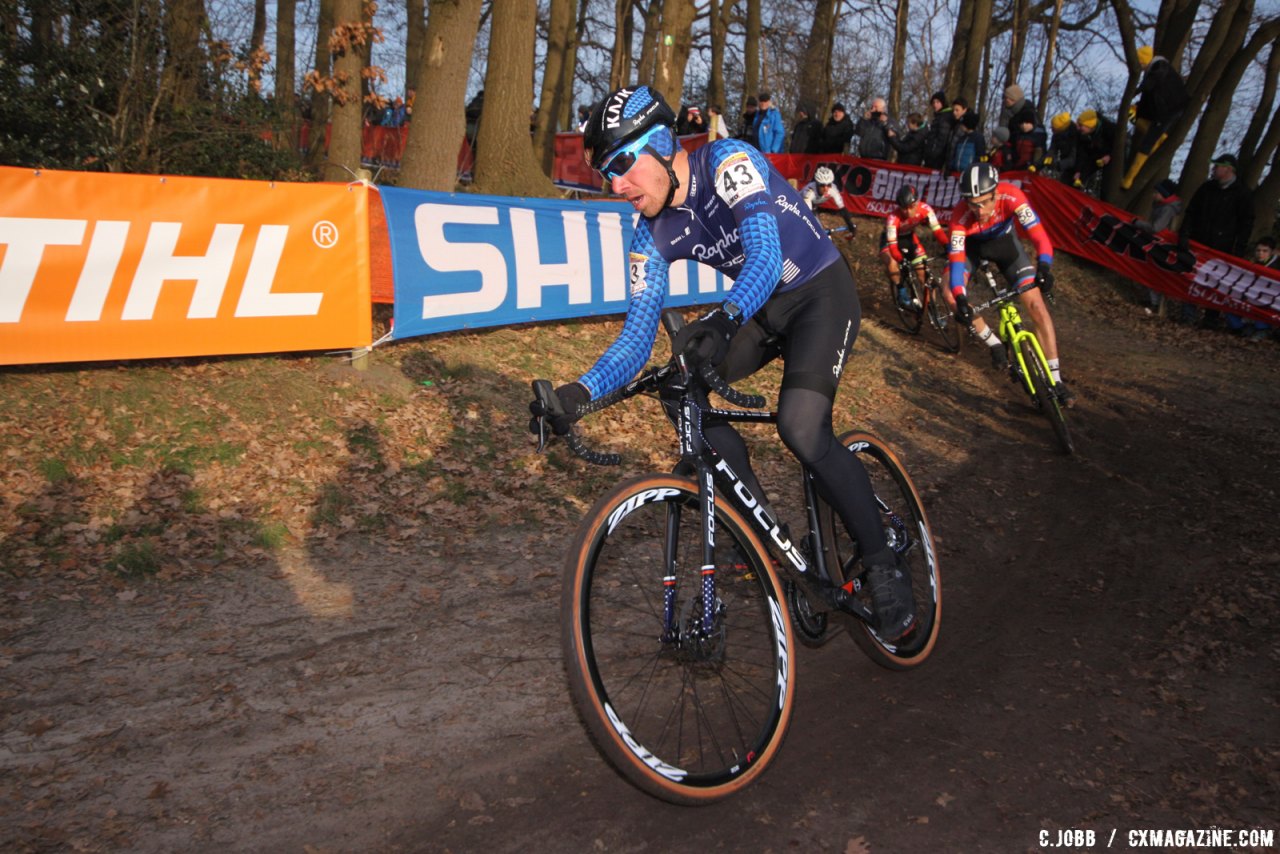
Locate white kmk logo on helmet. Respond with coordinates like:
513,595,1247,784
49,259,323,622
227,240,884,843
604,88,634,129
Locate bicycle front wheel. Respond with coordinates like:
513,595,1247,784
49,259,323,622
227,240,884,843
562,474,796,805
817,432,941,669
925,271,962,352
888,273,924,334
1019,337,1074,455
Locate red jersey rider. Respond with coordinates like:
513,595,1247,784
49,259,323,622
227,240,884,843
800,166,858,237
949,163,1074,403
880,184,948,309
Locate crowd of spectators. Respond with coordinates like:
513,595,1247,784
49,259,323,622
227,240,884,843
597,62,1273,338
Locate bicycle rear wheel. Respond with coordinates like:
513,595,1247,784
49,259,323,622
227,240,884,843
816,432,941,670
562,473,796,805
888,273,924,334
925,269,961,352
1019,337,1074,455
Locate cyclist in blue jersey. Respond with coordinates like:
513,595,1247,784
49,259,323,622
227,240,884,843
529,85,916,640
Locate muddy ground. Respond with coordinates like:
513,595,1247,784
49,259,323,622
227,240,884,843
2,254,1278,853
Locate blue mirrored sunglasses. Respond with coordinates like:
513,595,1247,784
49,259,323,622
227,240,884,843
598,126,666,180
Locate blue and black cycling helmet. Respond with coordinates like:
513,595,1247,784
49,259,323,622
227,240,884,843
583,85,677,171
584,86,682,206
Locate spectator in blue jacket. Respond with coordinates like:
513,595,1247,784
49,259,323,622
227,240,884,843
752,91,785,153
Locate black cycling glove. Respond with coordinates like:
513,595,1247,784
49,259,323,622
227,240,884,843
954,292,974,325
1036,260,1054,296
528,381,589,436
671,309,737,367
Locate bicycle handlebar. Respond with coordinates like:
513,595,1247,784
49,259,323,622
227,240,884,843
532,308,768,466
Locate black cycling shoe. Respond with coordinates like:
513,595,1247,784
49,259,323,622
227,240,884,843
989,345,1009,370
1054,381,1077,408
866,557,916,641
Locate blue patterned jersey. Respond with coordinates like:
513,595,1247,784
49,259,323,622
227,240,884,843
579,139,841,397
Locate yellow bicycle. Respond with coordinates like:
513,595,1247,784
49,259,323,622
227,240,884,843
967,263,1074,455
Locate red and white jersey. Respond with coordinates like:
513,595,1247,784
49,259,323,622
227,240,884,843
885,202,948,250
947,182,1053,289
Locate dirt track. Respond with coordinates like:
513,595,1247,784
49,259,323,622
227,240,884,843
2,266,1278,852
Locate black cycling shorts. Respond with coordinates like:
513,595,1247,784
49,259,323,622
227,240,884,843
719,259,860,400
878,229,925,264
965,232,1036,291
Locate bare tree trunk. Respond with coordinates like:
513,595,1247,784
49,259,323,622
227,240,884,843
707,0,739,112
1154,0,1200,67
406,0,427,101
161,0,207,108
1238,41,1280,181
608,0,633,90
653,0,695,108
533,0,576,173
946,0,993,105
1004,0,1028,87
400,0,484,191
275,0,297,107
1102,0,1142,203
636,0,661,86
1180,17,1280,195
249,0,267,93
473,0,558,197
323,0,365,182
559,0,589,130
887,0,909,117
306,0,335,168
1036,0,1063,124
1252,145,1280,242
743,0,760,106
800,0,838,115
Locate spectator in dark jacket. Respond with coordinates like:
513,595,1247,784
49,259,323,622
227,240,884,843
1073,109,1118,191
1008,117,1047,170
1122,46,1191,189
922,91,954,169
1046,112,1080,184
1180,154,1255,258
1181,154,1256,328
853,97,893,160
889,112,926,165
819,102,855,154
789,104,823,154
998,84,1037,134
948,110,985,173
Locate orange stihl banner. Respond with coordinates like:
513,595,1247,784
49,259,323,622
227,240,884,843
0,167,372,365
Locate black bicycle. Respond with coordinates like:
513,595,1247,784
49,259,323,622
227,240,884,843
889,254,962,353
531,310,941,805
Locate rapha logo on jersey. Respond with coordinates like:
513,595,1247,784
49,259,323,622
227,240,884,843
714,151,766,207
691,224,741,264
603,88,634,129
629,252,648,296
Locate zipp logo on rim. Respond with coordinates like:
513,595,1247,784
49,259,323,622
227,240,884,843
607,487,681,534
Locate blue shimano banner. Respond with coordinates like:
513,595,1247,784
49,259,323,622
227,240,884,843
379,187,731,340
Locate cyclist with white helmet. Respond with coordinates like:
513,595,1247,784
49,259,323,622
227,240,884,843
948,163,1074,404
529,85,916,641
800,165,857,237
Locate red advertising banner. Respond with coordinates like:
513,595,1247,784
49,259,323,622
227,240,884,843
0,167,372,365
764,155,1279,325
1022,176,1279,326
